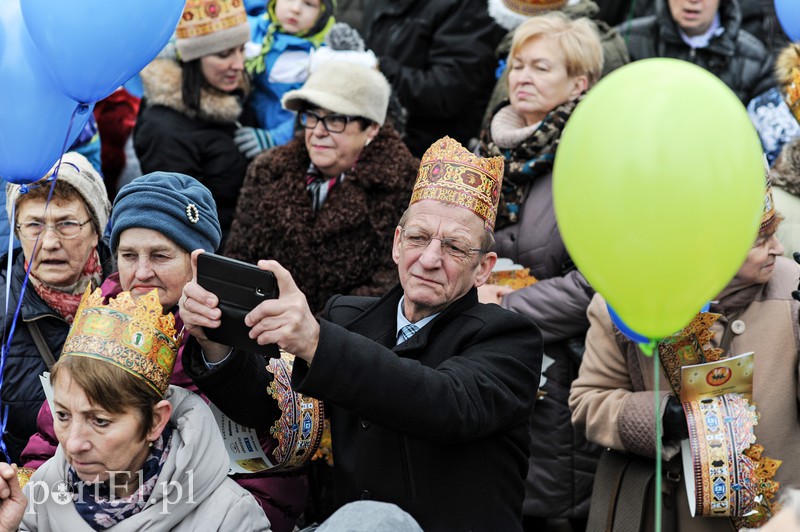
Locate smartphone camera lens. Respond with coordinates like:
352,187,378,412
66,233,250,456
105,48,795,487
255,287,266,297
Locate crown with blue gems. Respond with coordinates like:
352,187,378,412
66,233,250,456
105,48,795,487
61,288,180,396
411,136,504,232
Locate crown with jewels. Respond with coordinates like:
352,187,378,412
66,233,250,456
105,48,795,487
411,136,504,231
62,288,180,396
176,0,247,40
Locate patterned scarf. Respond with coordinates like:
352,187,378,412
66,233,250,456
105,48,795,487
480,97,581,230
306,162,346,212
70,425,173,530
27,248,103,323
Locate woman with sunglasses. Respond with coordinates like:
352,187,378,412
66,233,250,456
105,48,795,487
224,60,418,313
1,152,114,464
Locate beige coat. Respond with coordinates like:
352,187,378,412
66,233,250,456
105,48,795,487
570,257,800,531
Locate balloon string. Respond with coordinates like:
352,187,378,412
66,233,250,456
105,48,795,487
654,343,663,532
0,102,82,460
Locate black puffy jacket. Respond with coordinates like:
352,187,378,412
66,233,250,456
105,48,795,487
0,244,113,463
618,0,774,104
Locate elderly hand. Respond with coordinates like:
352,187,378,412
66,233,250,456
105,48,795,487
245,260,320,364
0,463,26,532
233,127,273,159
477,284,513,305
179,250,234,362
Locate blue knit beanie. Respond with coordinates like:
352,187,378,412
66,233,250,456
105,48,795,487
110,172,221,253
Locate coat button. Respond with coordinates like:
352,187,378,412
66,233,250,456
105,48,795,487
731,320,745,335
360,419,370,429
360,490,372,500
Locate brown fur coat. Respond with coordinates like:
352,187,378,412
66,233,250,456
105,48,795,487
225,125,419,313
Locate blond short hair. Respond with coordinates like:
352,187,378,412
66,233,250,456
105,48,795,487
508,12,604,87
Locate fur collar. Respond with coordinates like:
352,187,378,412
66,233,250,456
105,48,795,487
140,59,245,124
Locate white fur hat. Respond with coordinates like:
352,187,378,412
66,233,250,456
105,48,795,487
282,61,391,125
488,0,571,31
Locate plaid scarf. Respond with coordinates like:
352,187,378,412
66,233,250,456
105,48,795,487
70,425,173,530
27,248,103,323
306,162,345,212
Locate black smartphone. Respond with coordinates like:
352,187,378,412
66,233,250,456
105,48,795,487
196,252,280,357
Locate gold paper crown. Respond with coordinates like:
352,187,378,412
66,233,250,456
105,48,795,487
760,178,781,236
176,0,247,40
411,136,504,231
501,0,568,16
62,288,180,396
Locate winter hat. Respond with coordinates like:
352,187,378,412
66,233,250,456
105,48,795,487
488,0,569,31
110,172,222,254
175,0,250,62
775,43,800,124
282,61,390,125
6,151,111,234
316,502,423,532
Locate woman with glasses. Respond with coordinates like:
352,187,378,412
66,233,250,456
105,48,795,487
476,13,604,531
1,152,114,464
224,60,418,313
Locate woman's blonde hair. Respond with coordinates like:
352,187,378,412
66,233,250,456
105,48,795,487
508,12,604,87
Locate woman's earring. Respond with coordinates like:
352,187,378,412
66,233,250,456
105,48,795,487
365,137,373,147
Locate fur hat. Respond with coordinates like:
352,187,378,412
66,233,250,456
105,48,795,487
111,172,222,254
488,0,569,31
175,0,250,62
282,61,390,125
6,152,111,234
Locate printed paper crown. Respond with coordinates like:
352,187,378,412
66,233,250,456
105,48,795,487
761,177,782,236
62,288,180,396
500,0,567,16
176,0,247,40
411,136,504,231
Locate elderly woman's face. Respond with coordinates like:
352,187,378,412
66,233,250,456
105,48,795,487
117,228,192,310
304,108,379,178
53,371,151,494
508,36,587,127
16,197,98,288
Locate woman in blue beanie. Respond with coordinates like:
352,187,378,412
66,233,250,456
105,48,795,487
21,172,313,532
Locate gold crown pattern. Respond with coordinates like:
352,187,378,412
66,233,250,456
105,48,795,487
411,136,504,231
62,288,180,396
761,179,780,236
176,0,247,40
501,0,567,15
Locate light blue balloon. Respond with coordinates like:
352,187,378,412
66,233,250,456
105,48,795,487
776,0,800,41
0,0,92,184
21,0,184,104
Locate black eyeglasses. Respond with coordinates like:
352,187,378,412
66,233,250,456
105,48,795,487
400,228,485,261
16,219,92,240
299,110,357,133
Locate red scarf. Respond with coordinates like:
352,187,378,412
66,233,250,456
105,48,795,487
27,249,103,323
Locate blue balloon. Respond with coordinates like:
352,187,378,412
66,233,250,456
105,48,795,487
0,0,92,184
607,303,651,344
775,0,800,41
21,0,184,104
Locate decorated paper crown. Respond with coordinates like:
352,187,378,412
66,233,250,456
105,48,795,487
761,178,781,236
62,288,180,396
175,0,250,62
411,136,504,231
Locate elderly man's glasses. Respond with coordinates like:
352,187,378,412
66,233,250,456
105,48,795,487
16,219,92,240
299,110,356,133
401,228,484,260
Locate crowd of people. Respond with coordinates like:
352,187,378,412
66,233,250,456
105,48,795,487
0,0,799,530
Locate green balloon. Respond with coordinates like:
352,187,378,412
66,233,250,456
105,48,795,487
553,58,764,339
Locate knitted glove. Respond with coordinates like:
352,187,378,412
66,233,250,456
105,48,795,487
662,395,689,441
233,127,273,158
325,22,365,51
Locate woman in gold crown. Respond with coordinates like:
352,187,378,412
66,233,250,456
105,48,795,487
0,290,270,531
477,11,603,530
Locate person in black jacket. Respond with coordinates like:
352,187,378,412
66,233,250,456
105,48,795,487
133,0,253,243
1,152,113,463
619,0,774,104
361,0,506,157
179,136,544,531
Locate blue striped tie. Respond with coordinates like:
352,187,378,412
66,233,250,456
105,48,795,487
398,324,420,344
